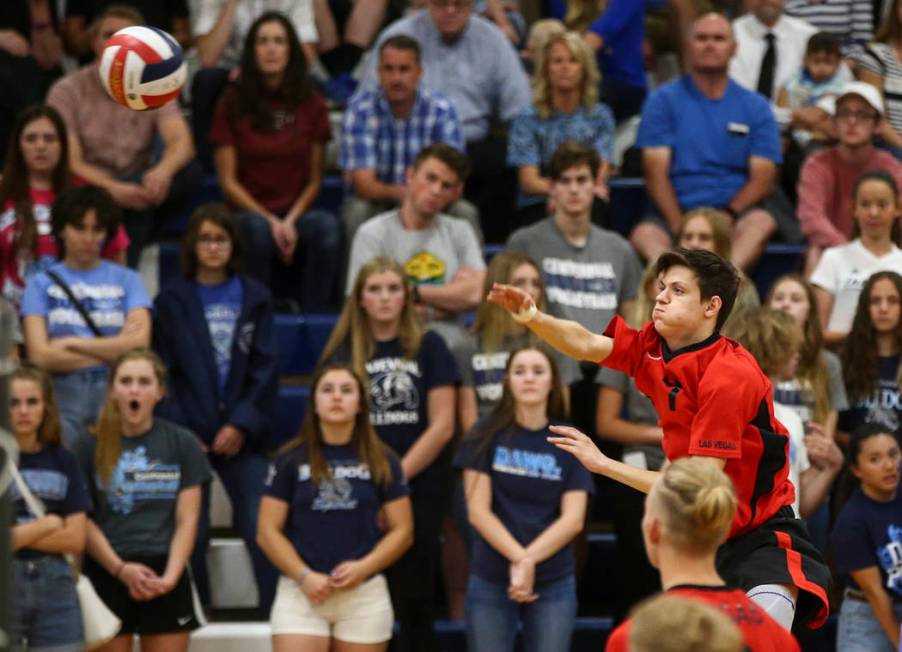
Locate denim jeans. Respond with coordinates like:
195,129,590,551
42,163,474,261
52,366,109,448
836,591,902,652
238,210,341,311
191,452,278,617
13,555,84,651
465,574,577,652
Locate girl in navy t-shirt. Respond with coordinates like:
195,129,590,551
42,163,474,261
840,271,902,441
319,256,459,652
9,365,90,651
831,424,902,652
258,364,413,651
456,346,594,652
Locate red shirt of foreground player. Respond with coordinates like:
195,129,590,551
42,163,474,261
601,315,795,537
605,585,800,652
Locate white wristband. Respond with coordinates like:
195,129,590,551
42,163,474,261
511,302,537,324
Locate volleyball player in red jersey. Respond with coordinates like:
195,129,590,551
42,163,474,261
605,457,800,652
488,248,830,629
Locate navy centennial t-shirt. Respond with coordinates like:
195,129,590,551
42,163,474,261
12,446,91,560
365,332,459,493
196,275,243,396
832,488,902,597
76,418,212,557
455,421,595,586
264,443,409,574
840,355,902,439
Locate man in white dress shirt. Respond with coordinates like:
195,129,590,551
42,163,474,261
729,0,817,102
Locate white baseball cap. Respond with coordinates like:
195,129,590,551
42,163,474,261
836,81,885,116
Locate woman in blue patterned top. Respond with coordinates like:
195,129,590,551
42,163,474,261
507,31,615,228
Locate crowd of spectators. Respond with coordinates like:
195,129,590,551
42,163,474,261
9,0,902,650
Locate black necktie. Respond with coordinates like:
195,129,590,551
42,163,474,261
757,32,776,99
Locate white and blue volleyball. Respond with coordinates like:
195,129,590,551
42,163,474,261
99,25,186,111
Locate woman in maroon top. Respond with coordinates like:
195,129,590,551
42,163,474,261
210,11,340,311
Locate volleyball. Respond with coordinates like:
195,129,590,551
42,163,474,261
99,26,186,111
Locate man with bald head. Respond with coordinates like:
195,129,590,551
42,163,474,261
631,13,793,271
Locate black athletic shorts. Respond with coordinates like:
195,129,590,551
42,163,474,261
84,554,203,635
715,506,831,630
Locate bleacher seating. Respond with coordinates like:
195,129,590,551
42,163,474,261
273,313,340,377
270,383,310,451
161,171,830,652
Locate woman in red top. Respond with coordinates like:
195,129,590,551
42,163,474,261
0,104,128,311
605,457,800,652
210,12,340,312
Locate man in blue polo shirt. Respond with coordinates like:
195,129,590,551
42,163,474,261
631,12,795,271
341,34,480,244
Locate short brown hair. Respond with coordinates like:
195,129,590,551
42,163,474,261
380,35,421,62
180,203,242,278
655,248,739,332
413,143,471,182
92,4,144,34
548,141,600,181
51,186,121,260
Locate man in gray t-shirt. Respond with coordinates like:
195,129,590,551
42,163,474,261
506,147,642,334
506,142,642,436
346,144,486,348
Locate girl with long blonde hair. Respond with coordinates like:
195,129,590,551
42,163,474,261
319,256,459,652
257,363,413,652
454,252,579,434
507,30,614,227
80,349,211,652
767,274,847,440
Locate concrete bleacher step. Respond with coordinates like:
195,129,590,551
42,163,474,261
209,470,233,529
207,537,259,609
126,618,614,652
127,617,616,651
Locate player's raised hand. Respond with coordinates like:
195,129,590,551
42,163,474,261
487,283,535,316
547,425,609,474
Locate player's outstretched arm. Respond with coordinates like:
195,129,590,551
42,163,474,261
548,425,660,494
487,283,613,363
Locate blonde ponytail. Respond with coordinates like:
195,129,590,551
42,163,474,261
653,457,737,552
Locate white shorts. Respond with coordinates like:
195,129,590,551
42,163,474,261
270,573,394,643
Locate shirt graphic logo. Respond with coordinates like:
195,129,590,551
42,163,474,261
878,524,902,597
405,251,446,285
312,476,357,512
104,446,181,514
367,357,421,425
493,446,562,481
542,257,618,310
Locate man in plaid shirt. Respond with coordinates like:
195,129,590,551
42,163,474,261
340,35,481,244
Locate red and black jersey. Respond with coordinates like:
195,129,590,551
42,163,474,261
601,316,795,538
604,585,801,652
